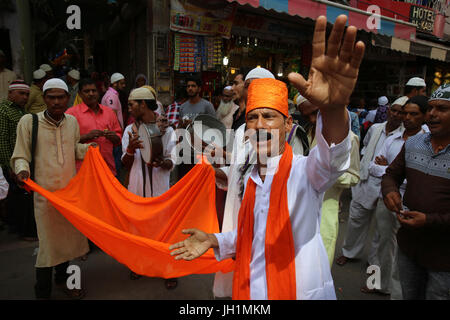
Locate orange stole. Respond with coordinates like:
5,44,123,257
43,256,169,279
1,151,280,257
24,146,234,278
233,143,297,300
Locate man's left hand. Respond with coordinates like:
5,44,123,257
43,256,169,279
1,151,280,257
103,130,121,146
397,210,426,228
288,15,365,111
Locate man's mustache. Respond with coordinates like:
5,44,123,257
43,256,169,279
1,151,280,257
248,130,273,142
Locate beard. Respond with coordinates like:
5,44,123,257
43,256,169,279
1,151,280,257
216,100,234,117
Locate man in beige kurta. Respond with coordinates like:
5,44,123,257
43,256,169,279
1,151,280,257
11,78,91,299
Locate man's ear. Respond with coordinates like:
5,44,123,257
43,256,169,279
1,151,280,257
285,115,293,132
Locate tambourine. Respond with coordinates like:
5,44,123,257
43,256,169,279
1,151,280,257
138,123,163,164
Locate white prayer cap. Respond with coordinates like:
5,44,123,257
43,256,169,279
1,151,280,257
224,86,232,91
128,87,155,100
391,96,409,107
33,69,46,80
295,94,308,106
406,77,426,87
245,67,275,81
378,96,389,106
111,72,125,84
40,64,52,72
68,69,80,80
43,78,69,93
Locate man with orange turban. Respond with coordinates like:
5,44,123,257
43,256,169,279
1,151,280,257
170,15,365,300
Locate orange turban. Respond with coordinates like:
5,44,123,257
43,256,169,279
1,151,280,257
246,78,289,118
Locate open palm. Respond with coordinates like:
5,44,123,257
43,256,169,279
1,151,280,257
289,15,365,110
169,228,212,261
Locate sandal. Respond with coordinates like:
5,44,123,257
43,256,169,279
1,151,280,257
63,287,86,300
165,278,178,290
360,285,390,296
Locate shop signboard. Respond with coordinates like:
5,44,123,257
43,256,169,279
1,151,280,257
409,5,435,33
170,0,236,38
354,0,445,37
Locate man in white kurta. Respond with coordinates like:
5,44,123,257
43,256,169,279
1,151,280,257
336,98,405,267
367,95,427,297
170,15,365,300
11,79,91,299
213,114,351,299
121,87,178,286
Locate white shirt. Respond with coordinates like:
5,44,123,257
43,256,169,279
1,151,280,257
369,127,426,198
352,123,403,209
0,167,9,200
121,124,176,197
213,114,352,300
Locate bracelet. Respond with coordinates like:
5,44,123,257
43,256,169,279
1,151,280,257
126,148,134,156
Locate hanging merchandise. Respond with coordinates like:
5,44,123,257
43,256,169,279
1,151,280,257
206,37,215,69
173,33,181,71
179,34,196,73
213,37,222,66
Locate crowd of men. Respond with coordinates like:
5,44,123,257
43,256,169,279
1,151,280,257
0,15,449,300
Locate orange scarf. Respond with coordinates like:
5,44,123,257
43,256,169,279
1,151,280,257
232,143,297,300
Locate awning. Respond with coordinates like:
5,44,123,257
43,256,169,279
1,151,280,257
372,34,450,62
228,0,417,41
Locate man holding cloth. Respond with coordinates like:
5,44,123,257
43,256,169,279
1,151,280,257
66,78,122,176
170,15,365,299
12,78,95,299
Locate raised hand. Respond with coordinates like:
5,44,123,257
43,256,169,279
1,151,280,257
288,15,365,111
169,228,217,261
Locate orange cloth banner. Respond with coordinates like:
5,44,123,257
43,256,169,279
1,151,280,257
24,147,234,278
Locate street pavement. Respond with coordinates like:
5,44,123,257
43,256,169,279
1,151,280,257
0,189,388,300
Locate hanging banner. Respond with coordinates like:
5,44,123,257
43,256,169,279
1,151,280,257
170,0,237,39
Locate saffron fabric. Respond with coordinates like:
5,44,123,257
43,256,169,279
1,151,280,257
233,142,296,300
23,146,234,278
246,78,289,118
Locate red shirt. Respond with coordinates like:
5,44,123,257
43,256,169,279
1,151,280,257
66,102,122,175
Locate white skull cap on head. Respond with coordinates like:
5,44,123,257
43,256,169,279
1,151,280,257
68,69,80,80
406,77,426,87
245,67,275,81
392,96,409,106
33,69,46,80
40,64,52,72
111,72,125,84
128,87,155,100
378,96,389,106
43,78,68,93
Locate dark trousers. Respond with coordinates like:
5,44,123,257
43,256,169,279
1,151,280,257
4,169,37,237
113,146,122,180
35,262,69,299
